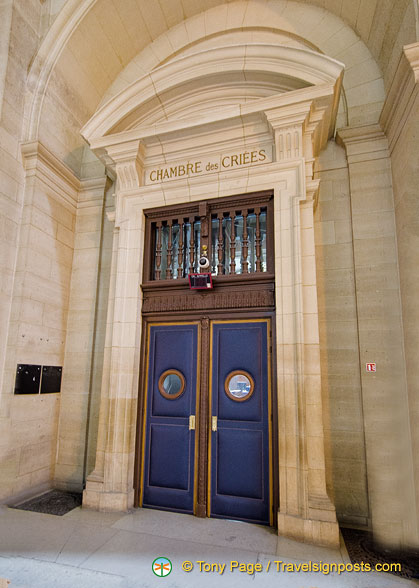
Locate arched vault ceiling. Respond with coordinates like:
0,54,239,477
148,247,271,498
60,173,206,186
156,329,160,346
41,0,415,69
27,0,416,174
286,0,414,71
41,0,414,85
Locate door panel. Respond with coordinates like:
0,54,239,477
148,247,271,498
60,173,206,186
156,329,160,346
149,424,190,490
210,320,271,524
217,428,263,498
141,319,271,524
142,323,199,513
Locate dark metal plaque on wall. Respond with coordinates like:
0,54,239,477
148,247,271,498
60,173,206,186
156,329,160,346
14,364,41,395
40,366,62,394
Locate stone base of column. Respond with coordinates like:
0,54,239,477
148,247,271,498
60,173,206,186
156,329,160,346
278,512,340,548
82,475,134,512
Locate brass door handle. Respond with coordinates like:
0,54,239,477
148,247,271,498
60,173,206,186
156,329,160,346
212,416,217,432
189,415,196,430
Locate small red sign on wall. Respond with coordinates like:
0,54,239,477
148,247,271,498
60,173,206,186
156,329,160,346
366,363,376,372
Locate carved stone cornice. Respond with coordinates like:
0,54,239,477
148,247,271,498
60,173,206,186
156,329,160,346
82,45,344,145
21,140,80,209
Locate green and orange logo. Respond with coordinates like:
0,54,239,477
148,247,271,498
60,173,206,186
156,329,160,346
152,557,172,577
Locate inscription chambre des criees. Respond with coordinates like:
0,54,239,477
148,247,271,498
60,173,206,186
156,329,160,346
146,148,270,184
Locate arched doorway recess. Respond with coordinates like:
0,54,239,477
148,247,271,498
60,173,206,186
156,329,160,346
80,43,343,547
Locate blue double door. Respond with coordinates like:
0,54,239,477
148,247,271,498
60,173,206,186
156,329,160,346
140,319,271,525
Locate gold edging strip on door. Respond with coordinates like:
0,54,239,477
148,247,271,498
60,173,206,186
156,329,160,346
139,321,201,510
193,322,201,515
207,321,214,518
207,318,273,526
139,322,151,507
210,319,270,325
267,319,274,526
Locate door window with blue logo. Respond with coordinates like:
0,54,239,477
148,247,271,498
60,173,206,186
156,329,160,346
225,371,254,402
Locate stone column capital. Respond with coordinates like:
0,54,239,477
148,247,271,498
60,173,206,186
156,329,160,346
265,90,337,164
403,42,419,84
264,101,312,131
380,42,419,153
105,139,146,192
337,124,389,163
264,102,310,163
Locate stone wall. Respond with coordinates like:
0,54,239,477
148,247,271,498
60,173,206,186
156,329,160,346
0,2,43,484
337,125,416,548
381,42,419,548
0,141,78,502
314,140,369,528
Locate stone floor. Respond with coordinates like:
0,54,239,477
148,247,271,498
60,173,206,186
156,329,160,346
0,505,417,588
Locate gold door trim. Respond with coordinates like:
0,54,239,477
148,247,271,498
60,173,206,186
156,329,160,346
207,318,273,525
139,321,201,511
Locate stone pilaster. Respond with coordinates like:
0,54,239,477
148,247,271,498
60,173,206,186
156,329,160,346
338,124,416,548
267,105,339,548
379,42,419,549
54,173,110,492
83,140,145,511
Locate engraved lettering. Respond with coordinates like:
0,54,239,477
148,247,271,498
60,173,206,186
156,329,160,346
147,148,270,184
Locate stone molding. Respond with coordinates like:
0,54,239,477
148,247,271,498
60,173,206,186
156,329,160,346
380,42,419,154
88,85,339,156
20,140,80,210
82,44,344,143
90,84,340,216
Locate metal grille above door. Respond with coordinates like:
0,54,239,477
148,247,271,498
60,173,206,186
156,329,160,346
143,191,273,283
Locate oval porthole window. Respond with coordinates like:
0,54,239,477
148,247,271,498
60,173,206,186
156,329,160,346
225,370,254,402
158,369,185,400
